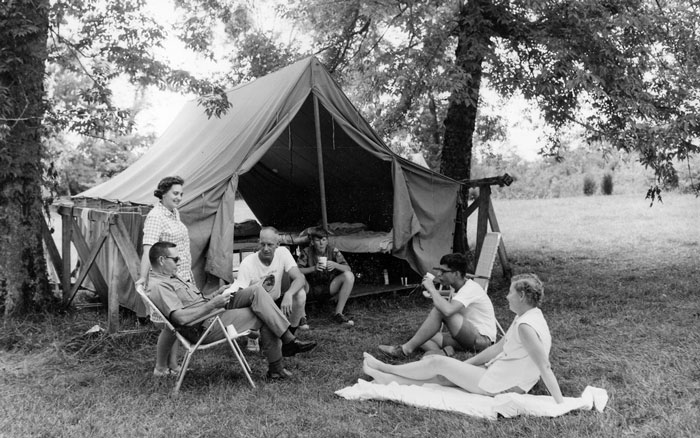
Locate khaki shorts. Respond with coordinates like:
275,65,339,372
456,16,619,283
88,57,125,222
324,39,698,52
443,329,493,353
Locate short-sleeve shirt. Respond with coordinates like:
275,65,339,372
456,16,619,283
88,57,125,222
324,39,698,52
451,280,497,342
235,247,297,301
297,245,349,285
147,271,205,321
142,201,193,282
478,307,552,394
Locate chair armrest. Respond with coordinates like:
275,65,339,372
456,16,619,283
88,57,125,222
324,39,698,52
184,308,226,326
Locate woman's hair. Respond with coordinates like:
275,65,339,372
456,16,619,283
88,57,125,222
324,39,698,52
154,176,184,199
511,273,545,306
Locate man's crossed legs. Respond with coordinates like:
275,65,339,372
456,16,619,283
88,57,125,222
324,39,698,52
203,284,317,378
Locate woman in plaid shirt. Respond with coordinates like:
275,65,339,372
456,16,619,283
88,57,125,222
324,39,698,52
137,176,192,376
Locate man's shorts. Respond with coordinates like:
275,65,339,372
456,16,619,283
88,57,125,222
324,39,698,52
443,330,493,353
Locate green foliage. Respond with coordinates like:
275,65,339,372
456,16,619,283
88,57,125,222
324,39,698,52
472,146,673,199
602,173,614,195
583,175,597,196
282,0,700,194
45,0,233,139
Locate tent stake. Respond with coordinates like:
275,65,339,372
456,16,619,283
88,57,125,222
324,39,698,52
313,93,329,231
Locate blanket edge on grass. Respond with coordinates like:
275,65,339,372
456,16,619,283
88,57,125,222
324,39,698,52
335,379,608,420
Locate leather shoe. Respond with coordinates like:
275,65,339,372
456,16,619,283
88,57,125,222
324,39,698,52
266,368,293,380
378,344,409,358
282,339,317,357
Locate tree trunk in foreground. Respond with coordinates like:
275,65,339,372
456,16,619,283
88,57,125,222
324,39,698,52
0,0,52,315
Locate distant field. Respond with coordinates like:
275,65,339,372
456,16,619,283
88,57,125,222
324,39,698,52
4,193,699,437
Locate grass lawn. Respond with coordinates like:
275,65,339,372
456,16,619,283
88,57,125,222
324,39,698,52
2,193,699,437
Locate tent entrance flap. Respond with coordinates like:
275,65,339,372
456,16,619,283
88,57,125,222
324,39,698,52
313,93,328,231
237,93,395,231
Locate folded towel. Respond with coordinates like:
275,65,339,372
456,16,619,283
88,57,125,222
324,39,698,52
335,379,608,420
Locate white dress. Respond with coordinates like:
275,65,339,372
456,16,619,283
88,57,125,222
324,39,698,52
478,307,552,394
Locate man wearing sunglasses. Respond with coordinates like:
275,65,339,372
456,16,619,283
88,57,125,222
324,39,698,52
147,241,316,380
378,253,496,358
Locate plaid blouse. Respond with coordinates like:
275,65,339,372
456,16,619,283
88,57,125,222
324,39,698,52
143,201,193,282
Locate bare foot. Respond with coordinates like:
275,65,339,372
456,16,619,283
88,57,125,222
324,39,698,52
362,359,394,384
362,352,384,370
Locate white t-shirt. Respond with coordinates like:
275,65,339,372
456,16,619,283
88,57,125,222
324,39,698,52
451,280,497,341
234,247,297,301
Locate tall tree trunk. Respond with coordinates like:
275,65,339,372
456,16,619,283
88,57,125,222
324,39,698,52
0,0,52,315
441,2,493,257
440,2,490,181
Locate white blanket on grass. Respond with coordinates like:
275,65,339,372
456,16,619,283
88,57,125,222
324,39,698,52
335,380,608,420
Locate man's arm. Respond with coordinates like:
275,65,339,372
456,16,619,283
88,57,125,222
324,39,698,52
285,266,306,296
422,277,465,316
170,292,230,326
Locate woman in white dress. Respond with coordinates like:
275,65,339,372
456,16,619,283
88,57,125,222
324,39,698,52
363,273,564,403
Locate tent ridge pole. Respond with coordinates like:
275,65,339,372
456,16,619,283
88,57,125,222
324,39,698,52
313,93,329,231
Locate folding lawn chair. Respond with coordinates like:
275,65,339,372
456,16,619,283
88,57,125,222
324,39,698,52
135,284,256,393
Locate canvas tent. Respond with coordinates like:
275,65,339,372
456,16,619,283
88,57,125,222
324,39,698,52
78,56,463,289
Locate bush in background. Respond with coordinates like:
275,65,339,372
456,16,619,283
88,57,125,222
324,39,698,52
583,175,597,195
601,173,614,195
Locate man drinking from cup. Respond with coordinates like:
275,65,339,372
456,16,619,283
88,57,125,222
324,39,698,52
378,253,496,357
297,227,355,327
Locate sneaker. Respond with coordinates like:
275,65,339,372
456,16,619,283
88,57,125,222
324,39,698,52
298,316,310,331
246,337,260,353
331,312,354,327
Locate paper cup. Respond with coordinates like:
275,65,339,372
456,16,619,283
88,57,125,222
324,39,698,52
425,272,435,281
318,256,327,269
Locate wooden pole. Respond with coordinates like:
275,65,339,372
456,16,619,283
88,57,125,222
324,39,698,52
60,207,72,302
40,216,63,285
313,93,329,231
107,217,121,334
475,185,491,259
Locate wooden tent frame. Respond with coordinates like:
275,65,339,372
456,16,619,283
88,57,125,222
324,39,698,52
43,204,145,333
457,174,514,279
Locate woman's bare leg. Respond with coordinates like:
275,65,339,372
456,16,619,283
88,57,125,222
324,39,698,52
362,352,490,394
363,359,443,386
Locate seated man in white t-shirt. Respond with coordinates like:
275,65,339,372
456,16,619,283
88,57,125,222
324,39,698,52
378,253,497,358
233,227,308,334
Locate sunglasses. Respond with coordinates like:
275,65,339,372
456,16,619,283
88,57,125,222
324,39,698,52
164,256,180,263
433,267,456,275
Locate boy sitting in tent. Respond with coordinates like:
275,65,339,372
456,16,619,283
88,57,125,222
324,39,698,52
297,227,355,327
